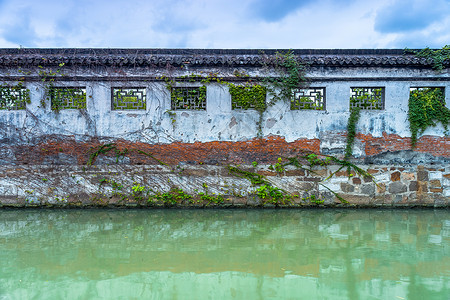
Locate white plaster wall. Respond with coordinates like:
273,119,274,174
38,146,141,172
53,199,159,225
0,66,449,145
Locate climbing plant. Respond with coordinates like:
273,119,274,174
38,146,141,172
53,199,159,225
263,50,308,105
408,87,450,147
406,45,450,71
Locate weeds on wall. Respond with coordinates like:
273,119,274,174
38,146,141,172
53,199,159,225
408,88,450,147
86,142,377,206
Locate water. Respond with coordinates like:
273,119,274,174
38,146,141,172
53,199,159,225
0,209,448,300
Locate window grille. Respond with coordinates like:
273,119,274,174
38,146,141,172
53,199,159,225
50,87,87,110
0,85,30,110
350,87,384,110
112,88,146,110
171,86,206,110
291,88,325,110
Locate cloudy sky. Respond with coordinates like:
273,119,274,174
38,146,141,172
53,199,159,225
0,0,448,49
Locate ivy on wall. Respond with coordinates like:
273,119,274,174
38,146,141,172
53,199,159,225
229,84,266,111
408,88,450,147
345,107,361,159
263,50,308,105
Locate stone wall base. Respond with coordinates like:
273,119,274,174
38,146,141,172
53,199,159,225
0,163,448,208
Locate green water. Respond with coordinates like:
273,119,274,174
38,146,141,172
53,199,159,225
0,209,448,300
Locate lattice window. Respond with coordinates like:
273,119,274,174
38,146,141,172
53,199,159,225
350,87,384,110
112,88,146,110
0,85,30,110
291,88,325,110
410,87,445,104
230,85,266,110
50,87,87,110
171,86,206,110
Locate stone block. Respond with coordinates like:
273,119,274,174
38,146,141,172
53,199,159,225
389,182,407,194
417,182,428,193
352,177,361,185
257,170,277,176
319,183,340,192
336,195,373,205
373,173,390,182
429,180,441,188
294,181,315,191
401,172,415,181
417,170,429,181
409,181,418,192
444,188,450,197
363,175,373,183
285,169,305,176
361,184,375,196
391,171,401,182
376,183,386,194
340,182,355,193
303,177,322,182
429,172,443,180
335,170,350,177
311,169,328,177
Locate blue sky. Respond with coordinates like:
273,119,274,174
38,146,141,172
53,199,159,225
0,0,448,49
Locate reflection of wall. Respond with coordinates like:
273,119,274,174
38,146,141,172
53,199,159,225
0,210,448,299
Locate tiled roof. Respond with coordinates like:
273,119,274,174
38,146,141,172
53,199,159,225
0,48,446,68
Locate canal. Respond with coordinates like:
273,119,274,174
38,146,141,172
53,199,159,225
0,209,448,299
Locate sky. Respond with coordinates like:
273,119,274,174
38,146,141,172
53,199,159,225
0,0,448,49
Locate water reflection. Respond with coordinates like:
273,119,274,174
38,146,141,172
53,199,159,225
0,209,448,299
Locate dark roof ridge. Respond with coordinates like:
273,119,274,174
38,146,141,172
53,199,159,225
0,48,445,68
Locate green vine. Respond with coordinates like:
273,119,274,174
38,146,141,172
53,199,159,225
408,88,450,148
87,143,128,166
37,63,66,108
345,107,361,159
263,50,308,105
406,45,450,71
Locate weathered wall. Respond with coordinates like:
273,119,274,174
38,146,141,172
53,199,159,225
0,49,449,207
